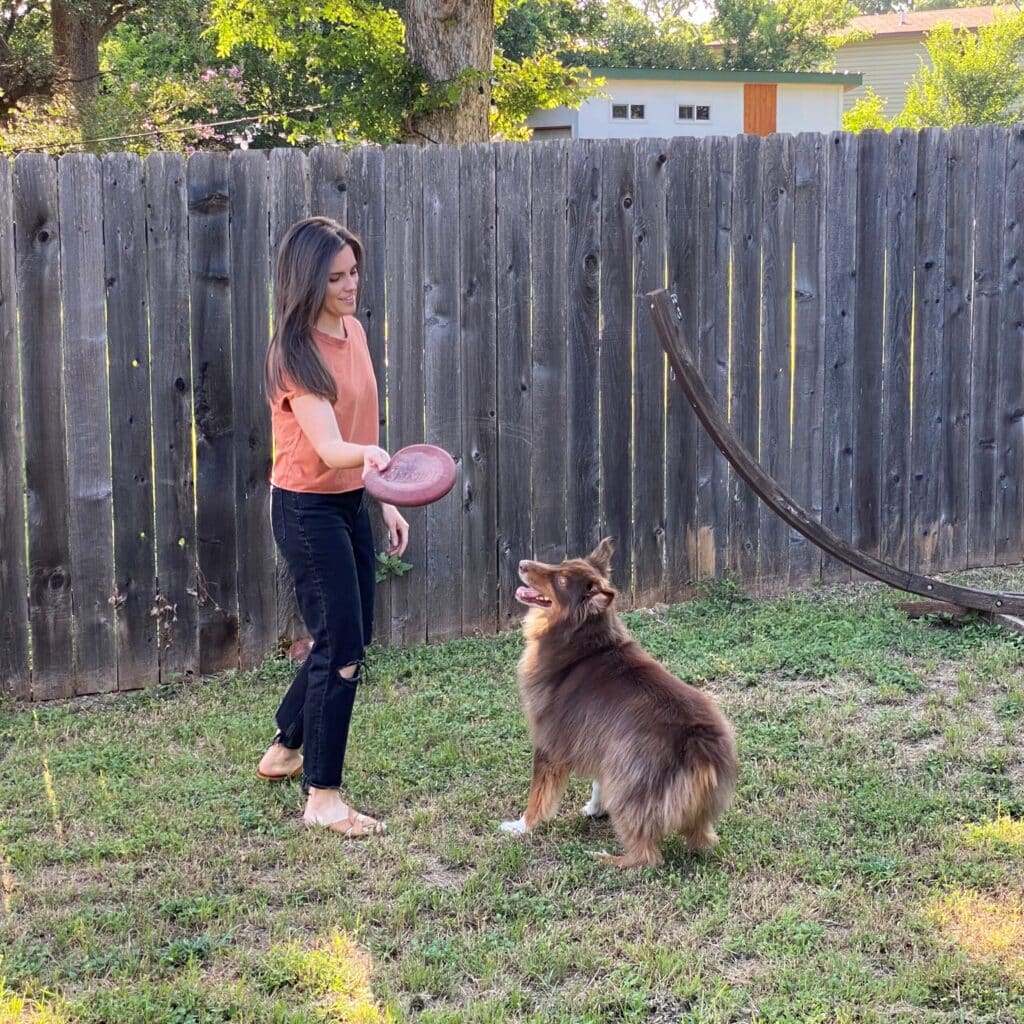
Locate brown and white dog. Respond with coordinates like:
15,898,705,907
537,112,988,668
500,539,738,867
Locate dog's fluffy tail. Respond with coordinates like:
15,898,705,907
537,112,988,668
667,728,738,838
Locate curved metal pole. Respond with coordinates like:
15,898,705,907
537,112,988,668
647,288,1024,616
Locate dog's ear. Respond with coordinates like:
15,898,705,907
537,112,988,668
587,537,614,575
589,585,615,610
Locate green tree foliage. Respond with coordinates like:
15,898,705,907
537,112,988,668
896,12,1024,127
209,0,419,145
562,0,708,68
841,85,889,130
713,0,861,71
1,0,269,154
494,0,605,62
0,0,53,120
491,51,598,138
843,11,1024,132
211,0,598,144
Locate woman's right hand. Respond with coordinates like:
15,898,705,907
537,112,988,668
361,445,390,478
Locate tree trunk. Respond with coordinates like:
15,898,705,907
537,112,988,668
403,0,494,145
51,1,111,124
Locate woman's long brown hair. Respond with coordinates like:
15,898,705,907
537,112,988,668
265,216,364,405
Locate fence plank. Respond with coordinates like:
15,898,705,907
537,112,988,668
102,152,157,691
969,126,1006,568
230,150,275,668
567,139,602,557
665,135,701,600
696,136,733,580
343,146,390,648
910,128,949,575
789,133,826,587
632,139,668,605
15,155,73,700
460,142,499,634
268,148,310,647
940,126,977,572
531,142,569,564
145,152,197,679
759,135,796,592
821,132,858,583
189,153,239,672
851,130,887,568
59,154,116,695
996,125,1024,565
879,129,918,572
496,142,532,629
0,159,29,698
422,145,463,642
385,145,427,646
310,145,349,224
729,133,762,585
599,139,634,595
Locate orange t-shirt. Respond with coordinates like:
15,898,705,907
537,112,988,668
270,318,380,494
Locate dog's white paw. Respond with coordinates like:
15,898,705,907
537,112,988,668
499,816,529,835
581,781,606,818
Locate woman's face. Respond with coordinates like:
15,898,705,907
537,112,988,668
320,244,359,320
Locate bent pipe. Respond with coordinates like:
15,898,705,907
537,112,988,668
647,288,1024,616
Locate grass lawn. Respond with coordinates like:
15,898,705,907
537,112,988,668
2,575,1024,1023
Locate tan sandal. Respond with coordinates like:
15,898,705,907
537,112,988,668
303,811,386,838
257,762,303,781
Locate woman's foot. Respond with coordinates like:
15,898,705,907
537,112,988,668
256,737,303,781
302,788,386,837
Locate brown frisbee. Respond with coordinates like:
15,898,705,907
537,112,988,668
363,444,457,507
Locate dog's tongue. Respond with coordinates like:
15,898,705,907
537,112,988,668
516,586,541,603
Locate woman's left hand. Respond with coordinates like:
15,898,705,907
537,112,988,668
381,503,409,557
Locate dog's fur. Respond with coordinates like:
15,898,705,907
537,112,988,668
500,538,738,867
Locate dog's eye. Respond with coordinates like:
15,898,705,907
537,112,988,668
556,575,568,588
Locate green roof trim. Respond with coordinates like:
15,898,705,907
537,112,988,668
588,67,863,86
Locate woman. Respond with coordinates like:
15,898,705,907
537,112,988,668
257,216,408,838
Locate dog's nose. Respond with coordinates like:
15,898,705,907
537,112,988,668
518,560,528,572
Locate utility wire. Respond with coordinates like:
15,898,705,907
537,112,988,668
12,100,335,155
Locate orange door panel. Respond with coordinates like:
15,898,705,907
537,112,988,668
743,84,777,136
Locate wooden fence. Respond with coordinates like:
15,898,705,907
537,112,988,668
2,126,1023,700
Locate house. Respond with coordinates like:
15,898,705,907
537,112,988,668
526,67,863,139
834,5,1011,116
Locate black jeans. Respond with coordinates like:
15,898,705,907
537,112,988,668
271,486,376,790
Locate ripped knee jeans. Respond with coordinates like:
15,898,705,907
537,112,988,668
271,486,376,790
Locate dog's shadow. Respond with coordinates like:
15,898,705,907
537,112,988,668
558,814,719,877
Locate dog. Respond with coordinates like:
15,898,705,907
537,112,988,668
500,538,738,867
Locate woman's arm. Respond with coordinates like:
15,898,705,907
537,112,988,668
291,393,389,474
380,503,409,556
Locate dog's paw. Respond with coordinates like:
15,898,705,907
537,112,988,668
499,816,529,835
581,799,607,819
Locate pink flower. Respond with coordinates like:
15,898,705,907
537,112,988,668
129,82,139,93
201,69,216,82
228,66,241,78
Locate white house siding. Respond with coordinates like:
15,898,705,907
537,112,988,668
776,84,845,134
834,37,930,116
526,75,851,139
575,79,745,137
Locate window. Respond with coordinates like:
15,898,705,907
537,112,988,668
678,103,711,123
612,102,645,120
